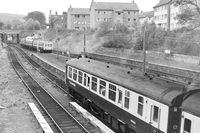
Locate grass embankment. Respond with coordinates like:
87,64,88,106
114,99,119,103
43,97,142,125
45,29,105,54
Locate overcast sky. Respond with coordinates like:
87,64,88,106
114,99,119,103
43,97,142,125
0,0,158,17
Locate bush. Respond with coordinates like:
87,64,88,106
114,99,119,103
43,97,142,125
102,33,132,48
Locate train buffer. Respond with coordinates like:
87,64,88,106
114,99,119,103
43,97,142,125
28,103,54,133
69,102,114,133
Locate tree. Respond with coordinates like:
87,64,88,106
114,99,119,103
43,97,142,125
25,11,46,26
11,18,23,30
2,23,12,29
48,16,62,29
0,21,4,29
24,18,41,30
175,0,200,29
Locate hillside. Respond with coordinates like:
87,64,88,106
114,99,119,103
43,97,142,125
0,13,25,23
45,29,108,54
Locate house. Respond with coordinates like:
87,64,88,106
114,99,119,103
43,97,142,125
89,0,139,29
139,11,154,25
153,0,181,30
67,6,90,30
49,10,67,29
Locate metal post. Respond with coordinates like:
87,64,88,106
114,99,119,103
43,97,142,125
143,25,146,75
84,33,86,57
56,29,58,59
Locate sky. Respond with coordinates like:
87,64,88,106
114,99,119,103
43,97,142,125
0,0,158,18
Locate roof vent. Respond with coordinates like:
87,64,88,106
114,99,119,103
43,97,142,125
107,62,109,64
130,68,133,70
107,65,109,68
127,71,130,74
88,60,90,62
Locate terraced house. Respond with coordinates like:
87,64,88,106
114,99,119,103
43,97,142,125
153,0,181,30
89,0,139,29
67,6,90,30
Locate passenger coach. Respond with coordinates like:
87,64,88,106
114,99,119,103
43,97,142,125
65,58,200,133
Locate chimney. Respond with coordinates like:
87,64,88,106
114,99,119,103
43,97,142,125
132,0,134,3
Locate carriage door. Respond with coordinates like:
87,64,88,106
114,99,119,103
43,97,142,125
117,87,123,108
180,112,193,133
150,102,161,133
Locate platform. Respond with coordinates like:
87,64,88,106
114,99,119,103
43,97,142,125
69,102,114,133
28,103,54,133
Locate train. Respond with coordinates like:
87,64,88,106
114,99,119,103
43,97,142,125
65,57,200,133
20,36,53,53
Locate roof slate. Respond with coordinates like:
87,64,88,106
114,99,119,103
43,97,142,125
69,8,90,15
153,0,172,8
139,11,153,18
92,2,139,11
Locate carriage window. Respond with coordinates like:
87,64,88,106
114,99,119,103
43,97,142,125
68,67,72,78
109,84,116,102
184,118,191,133
73,69,77,81
84,73,87,86
99,80,106,96
78,71,83,84
118,90,122,104
124,90,130,109
137,96,144,116
91,77,97,92
153,106,159,122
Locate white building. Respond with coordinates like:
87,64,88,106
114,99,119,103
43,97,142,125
153,0,181,30
139,11,154,25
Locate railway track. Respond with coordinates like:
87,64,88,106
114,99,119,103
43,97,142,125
7,46,97,133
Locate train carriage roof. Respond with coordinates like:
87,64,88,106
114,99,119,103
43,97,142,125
181,92,200,117
67,58,185,105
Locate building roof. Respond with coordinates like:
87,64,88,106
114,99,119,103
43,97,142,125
90,2,139,11
69,8,90,15
139,11,154,18
153,0,172,8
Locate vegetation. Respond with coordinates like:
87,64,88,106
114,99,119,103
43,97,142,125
97,21,133,48
175,0,200,29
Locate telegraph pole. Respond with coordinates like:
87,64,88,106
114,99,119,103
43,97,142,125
143,25,146,75
84,33,86,57
56,29,59,59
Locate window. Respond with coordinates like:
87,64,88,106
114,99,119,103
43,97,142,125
128,18,131,22
118,90,122,104
82,15,85,18
99,80,106,96
91,77,97,92
104,11,107,14
78,71,83,84
109,84,116,102
84,74,87,86
97,18,100,21
68,67,72,78
184,118,191,133
75,15,80,18
124,90,130,109
118,13,121,15
128,11,130,14
133,19,136,21
73,69,77,81
98,11,101,14
104,18,107,21
153,106,159,122
137,96,144,116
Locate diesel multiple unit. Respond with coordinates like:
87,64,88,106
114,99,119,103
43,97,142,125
65,58,200,133
21,36,53,53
